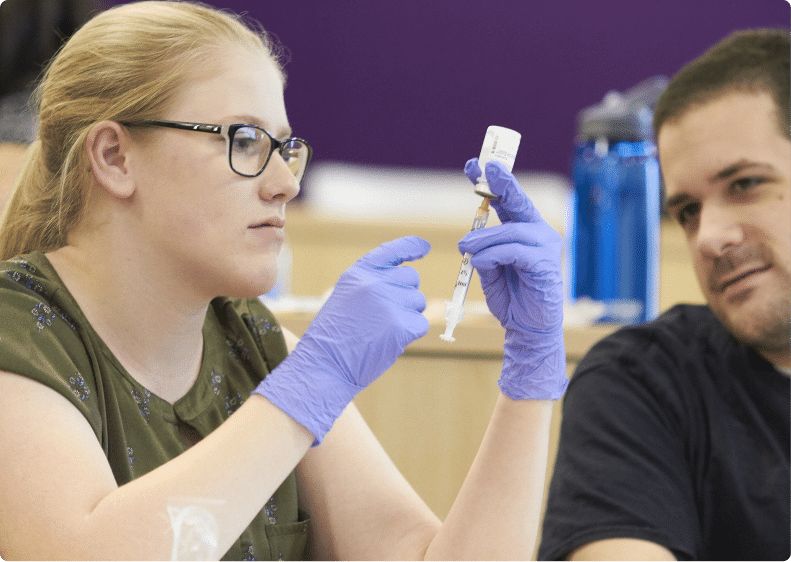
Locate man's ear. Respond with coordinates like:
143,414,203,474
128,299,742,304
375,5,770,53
85,121,136,199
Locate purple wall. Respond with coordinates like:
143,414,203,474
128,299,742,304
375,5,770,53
110,0,788,178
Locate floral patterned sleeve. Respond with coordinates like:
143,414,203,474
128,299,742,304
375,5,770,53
0,256,103,440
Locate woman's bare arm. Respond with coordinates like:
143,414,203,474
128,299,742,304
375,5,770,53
297,394,553,560
0,368,313,560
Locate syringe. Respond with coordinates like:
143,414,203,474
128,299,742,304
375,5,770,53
440,126,521,343
439,197,491,342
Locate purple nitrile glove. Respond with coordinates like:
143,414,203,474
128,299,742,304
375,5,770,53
460,158,568,400
254,236,431,445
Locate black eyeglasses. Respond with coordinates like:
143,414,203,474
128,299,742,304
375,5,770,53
122,120,312,181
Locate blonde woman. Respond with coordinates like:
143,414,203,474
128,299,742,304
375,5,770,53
0,2,567,559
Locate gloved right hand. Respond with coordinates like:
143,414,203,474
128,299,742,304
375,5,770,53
253,236,431,445
460,159,567,401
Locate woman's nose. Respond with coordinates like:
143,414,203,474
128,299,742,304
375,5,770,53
258,152,300,203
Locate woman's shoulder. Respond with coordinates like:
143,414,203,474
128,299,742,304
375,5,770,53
1,251,61,295
0,251,81,330
0,251,103,438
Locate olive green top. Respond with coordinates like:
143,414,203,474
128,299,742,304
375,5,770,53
0,252,308,560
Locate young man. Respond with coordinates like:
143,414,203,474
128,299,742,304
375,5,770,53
539,29,790,561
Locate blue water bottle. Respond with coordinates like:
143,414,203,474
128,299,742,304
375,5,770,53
568,76,667,324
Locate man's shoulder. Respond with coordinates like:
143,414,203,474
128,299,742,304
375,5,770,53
571,303,747,398
584,303,723,362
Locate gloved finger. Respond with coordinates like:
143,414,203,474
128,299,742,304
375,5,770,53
389,285,427,313
475,263,509,291
484,161,543,224
395,306,430,340
458,221,562,256
384,264,421,288
468,242,560,276
406,313,430,340
358,236,431,269
464,158,483,185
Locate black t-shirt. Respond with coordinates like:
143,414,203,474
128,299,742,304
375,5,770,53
538,304,790,561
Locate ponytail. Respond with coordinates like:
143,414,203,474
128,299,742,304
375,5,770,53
0,139,60,260
0,127,92,261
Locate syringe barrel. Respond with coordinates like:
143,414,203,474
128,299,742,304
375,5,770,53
475,126,522,197
443,206,489,330
450,252,475,306
441,251,475,341
455,204,489,298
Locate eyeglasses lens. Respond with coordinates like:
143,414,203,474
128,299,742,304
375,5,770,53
229,126,267,177
230,126,308,180
281,140,308,180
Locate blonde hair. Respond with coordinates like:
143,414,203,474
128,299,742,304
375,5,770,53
0,1,282,260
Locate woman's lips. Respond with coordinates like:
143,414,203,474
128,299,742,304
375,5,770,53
249,217,285,229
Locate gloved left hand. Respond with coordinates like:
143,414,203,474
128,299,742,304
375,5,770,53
254,236,431,445
459,158,567,400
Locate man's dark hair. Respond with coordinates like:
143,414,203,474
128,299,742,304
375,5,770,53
653,29,790,138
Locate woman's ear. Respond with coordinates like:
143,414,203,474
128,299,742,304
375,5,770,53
85,121,136,199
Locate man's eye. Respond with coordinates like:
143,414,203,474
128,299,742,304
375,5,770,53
731,176,765,194
676,202,700,226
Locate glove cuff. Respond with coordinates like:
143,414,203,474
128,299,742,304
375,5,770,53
499,328,568,401
252,345,363,446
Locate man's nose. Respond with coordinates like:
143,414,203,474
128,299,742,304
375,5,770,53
695,202,745,258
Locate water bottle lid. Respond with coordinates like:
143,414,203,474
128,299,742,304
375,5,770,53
577,76,668,142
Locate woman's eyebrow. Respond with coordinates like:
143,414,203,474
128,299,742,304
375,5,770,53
227,114,292,138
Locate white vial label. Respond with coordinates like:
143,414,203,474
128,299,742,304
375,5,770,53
476,126,521,197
